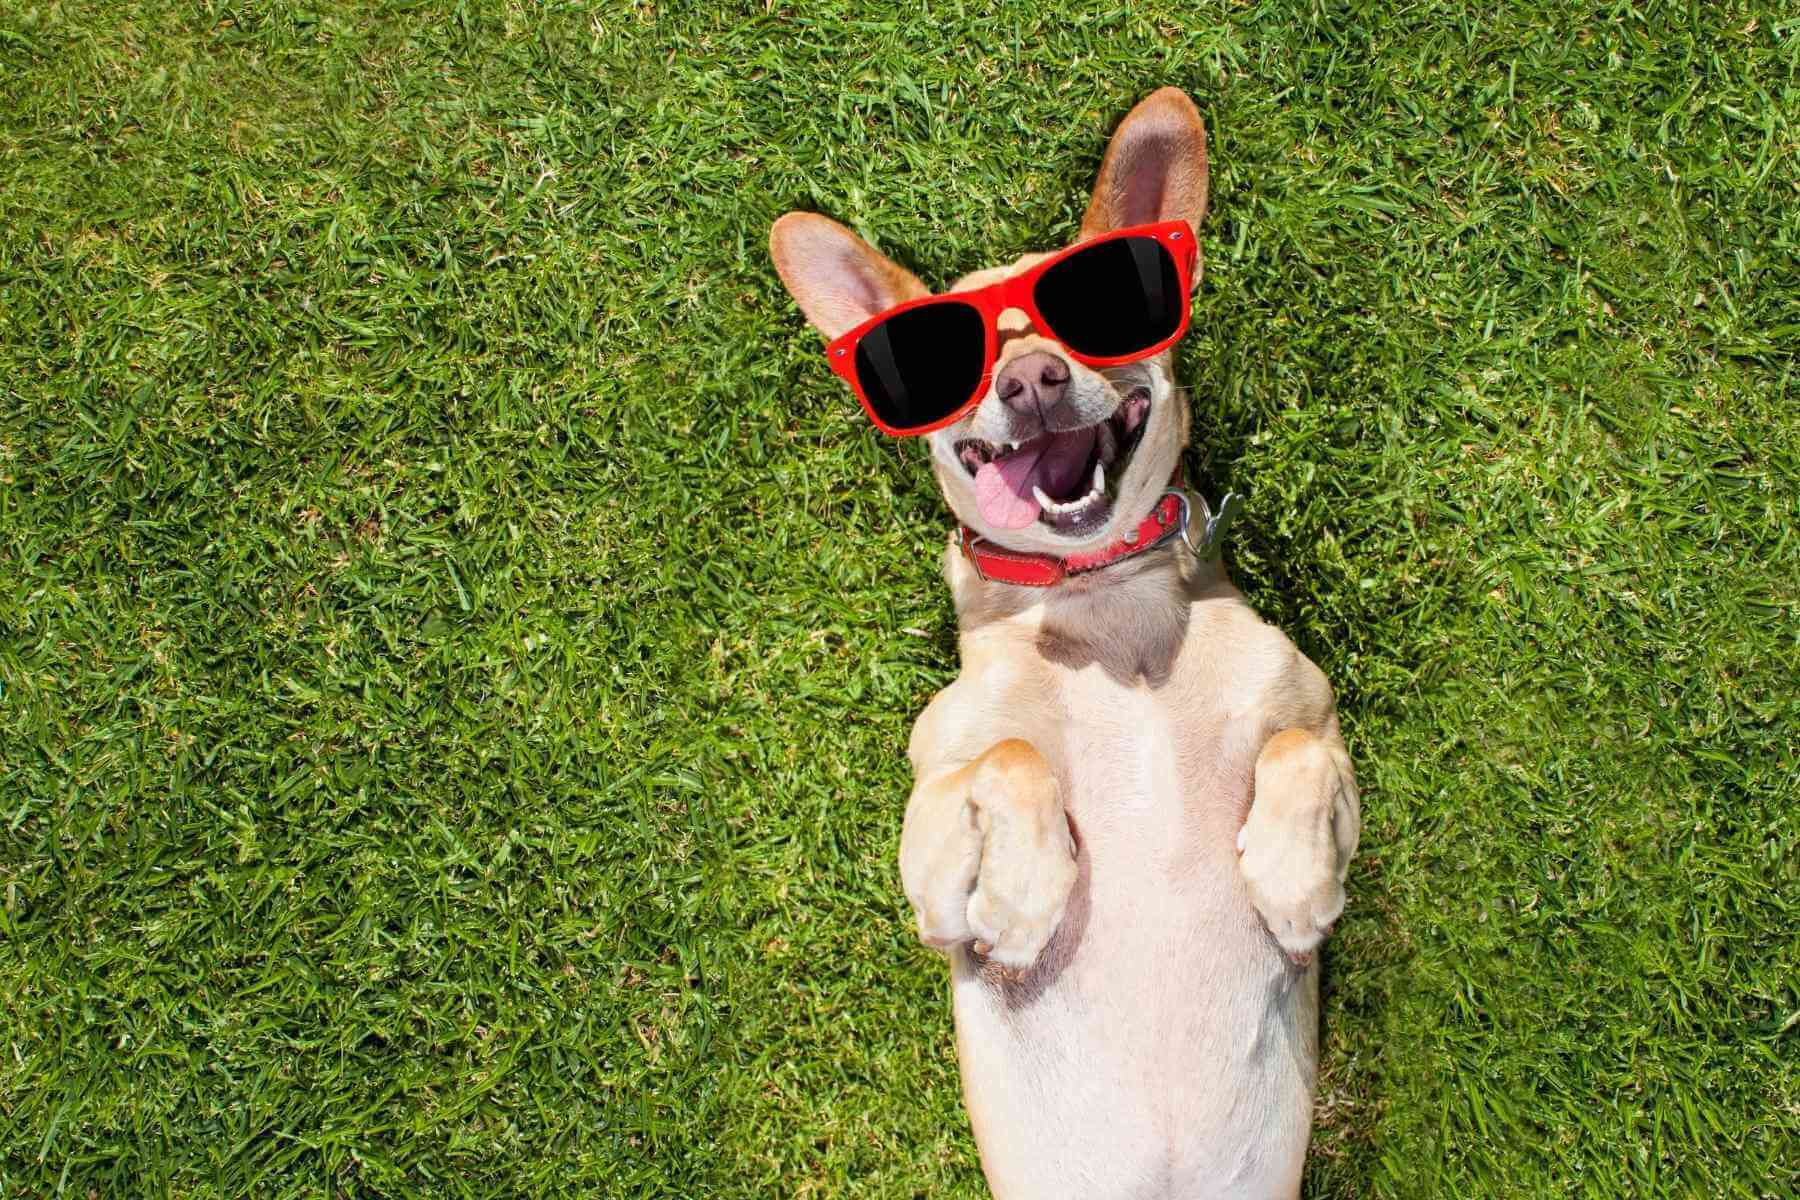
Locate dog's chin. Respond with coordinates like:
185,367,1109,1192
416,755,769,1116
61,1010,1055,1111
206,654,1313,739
946,387,1154,545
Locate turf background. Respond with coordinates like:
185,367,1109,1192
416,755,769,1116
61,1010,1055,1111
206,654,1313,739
2,2,1796,1196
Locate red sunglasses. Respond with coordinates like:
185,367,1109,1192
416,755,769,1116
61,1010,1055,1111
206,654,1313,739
824,220,1198,436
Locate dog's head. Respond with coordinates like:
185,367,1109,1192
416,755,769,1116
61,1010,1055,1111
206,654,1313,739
770,88,1208,553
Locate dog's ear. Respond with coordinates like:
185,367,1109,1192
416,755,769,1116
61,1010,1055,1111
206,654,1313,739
768,213,929,340
1080,88,1209,238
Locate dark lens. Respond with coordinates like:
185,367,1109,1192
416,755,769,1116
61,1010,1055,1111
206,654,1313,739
1033,236,1184,358
853,301,987,432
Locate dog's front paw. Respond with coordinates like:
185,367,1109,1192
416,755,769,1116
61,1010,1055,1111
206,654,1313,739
1237,729,1358,965
962,741,1078,971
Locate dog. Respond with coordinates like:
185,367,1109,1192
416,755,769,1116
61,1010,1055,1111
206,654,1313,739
769,88,1359,1199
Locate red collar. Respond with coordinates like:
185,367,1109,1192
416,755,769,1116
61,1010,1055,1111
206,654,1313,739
959,490,1192,588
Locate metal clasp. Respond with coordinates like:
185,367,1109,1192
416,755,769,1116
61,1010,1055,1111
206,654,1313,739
1162,488,1243,560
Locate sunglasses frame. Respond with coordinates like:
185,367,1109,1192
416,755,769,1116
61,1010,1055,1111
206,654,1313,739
823,219,1199,437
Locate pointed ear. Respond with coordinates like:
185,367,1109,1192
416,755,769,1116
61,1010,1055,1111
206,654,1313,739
768,213,929,340
1080,88,1210,238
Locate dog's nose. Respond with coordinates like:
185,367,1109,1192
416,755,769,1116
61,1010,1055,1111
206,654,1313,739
995,352,1071,415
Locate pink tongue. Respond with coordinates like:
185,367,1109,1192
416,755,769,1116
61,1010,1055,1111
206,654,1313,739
973,429,1097,529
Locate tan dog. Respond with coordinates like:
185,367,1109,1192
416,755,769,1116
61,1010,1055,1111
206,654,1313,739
770,88,1359,1199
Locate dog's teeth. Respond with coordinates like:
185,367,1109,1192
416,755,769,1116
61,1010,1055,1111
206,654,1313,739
1032,485,1055,510
1094,462,1106,493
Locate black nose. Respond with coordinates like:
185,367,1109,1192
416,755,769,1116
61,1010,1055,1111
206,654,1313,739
995,351,1071,415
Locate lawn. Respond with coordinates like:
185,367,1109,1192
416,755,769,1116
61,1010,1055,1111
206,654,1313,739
2,1,1796,1196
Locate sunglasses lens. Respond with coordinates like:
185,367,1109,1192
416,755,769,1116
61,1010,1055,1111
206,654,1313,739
853,300,987,432
1034,235,1185,359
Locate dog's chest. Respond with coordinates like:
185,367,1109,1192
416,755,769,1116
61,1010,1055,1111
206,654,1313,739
1055,676,1212,852
1032,619,1279,1000
1044,621,1265,862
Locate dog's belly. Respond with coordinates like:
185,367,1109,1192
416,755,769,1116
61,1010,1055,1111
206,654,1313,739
950,668,1319,1200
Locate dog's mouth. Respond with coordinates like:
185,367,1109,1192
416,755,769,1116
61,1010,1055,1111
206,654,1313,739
954,388,1152,536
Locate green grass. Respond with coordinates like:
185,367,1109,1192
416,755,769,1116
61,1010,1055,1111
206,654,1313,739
2,1,1796,1196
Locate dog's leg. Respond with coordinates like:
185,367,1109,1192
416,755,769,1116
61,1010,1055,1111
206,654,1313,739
1237,728,1360,963
899,739,1077,970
